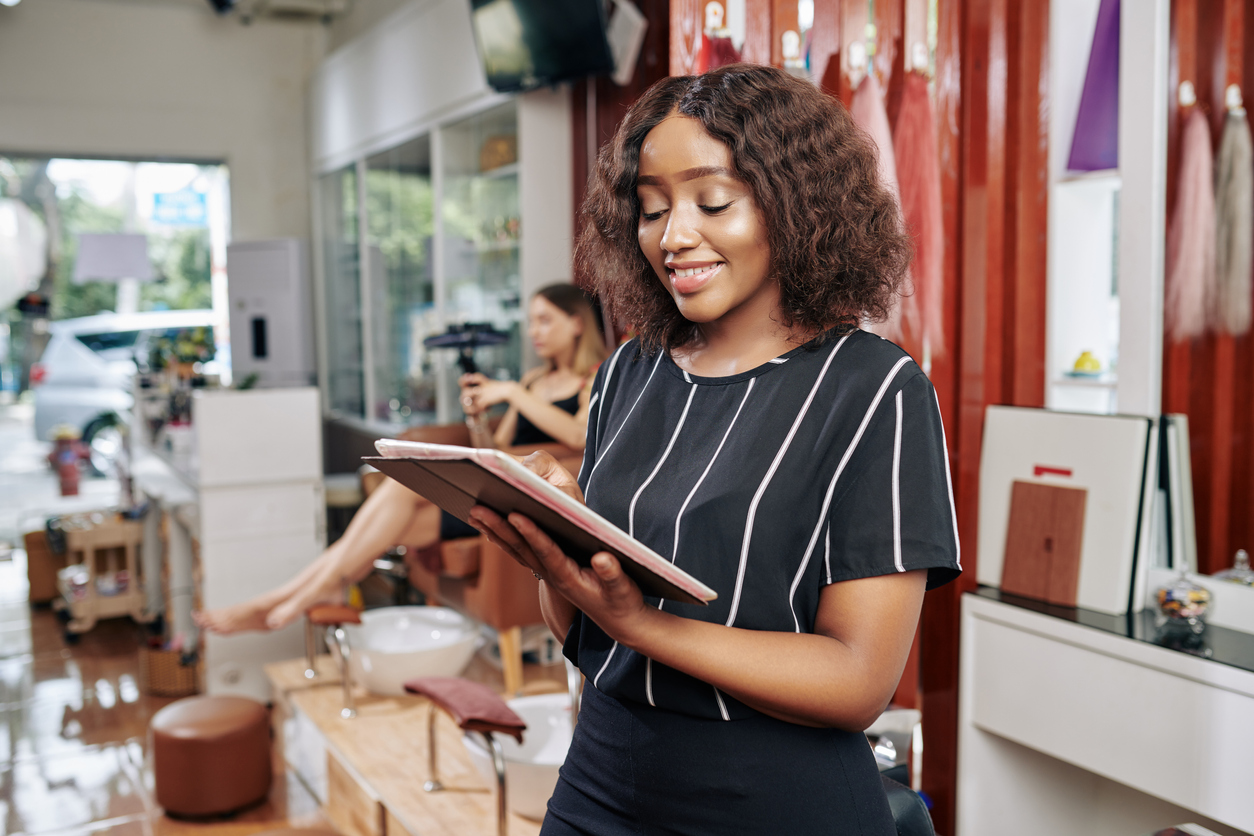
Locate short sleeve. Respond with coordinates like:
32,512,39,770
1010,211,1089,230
823,371,961,590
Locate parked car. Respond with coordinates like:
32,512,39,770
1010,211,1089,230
31,309,222,474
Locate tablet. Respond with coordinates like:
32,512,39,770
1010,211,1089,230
365,439,717,605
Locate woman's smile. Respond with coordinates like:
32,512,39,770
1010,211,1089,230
667,262,723,293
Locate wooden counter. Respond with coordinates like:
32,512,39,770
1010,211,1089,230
267,656,566,836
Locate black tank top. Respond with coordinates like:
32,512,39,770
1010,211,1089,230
511,391,581,445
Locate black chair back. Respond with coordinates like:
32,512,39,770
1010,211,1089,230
880,775,935,836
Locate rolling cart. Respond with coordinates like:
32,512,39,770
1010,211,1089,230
53,515,153,639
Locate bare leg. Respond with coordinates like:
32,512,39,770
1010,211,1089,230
193,542,347,634
194,478,440,634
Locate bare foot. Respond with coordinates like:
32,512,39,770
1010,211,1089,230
194,601,273,635
264,574,341,631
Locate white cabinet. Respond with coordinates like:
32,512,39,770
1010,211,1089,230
133,386,324,702
958,592,1254,836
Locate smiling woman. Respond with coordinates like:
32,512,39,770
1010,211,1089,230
468,64,960,836
577,62,909,355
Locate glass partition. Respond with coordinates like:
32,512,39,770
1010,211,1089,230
320,165,364,416
316,101,524,425
439,101,524,410
365,136,436,426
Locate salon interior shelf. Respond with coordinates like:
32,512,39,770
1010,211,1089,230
958,590,1254,836
267,657,545,836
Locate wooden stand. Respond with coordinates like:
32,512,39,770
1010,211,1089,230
267,657,562,836
55,518,151,635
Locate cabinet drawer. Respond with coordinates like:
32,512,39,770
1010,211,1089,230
969,614,1254,832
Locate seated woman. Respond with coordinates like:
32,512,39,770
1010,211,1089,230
194,284,611,634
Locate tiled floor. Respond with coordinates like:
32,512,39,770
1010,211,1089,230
0,549,332,836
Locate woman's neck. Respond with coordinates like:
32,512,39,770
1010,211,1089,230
547,345,579,376
673,306,815,378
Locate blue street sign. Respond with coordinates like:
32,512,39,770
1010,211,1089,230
152,189,208,226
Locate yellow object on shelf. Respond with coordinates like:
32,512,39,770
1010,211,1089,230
1073,351,1101,373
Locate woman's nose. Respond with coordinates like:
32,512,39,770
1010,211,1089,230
660,205,700,253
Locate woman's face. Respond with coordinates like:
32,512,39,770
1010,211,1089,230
528,294,583,361
636,115,775,331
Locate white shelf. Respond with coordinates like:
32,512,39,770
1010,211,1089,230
1052,374,1118,389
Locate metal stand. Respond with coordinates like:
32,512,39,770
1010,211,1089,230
304,619,319,679
326,625,357,719
422,702,444,792
422,701,510,836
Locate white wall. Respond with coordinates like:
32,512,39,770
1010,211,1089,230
309,0,503,172
324,0,411,53
0,0,325,241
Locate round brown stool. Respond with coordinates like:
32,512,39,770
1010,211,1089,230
150,695,272,816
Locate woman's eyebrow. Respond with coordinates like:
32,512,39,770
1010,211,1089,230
637,166,736,186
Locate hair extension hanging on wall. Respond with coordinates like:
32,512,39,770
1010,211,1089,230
1165,106,1217,342
892,70,945,360
1213,96,1253,336
851,72,916,344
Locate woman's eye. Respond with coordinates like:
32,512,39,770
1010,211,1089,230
641,209,666,222
701,202,733,214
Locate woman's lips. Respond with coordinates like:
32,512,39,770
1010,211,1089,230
669,263,722,294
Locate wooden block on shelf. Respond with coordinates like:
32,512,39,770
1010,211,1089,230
1001,479,1087,606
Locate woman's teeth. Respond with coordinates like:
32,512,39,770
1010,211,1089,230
673,266,712,278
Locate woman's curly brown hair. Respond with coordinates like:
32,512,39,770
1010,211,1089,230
575,62,911,352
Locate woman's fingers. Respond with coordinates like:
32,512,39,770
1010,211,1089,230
468,507,549,578
519,451,585,502
507,515,639,608
468,507,530,563
506,513,582,582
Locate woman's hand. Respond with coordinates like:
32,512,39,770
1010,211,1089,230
459,373,520,414
466,450,647,642
465,450,582,564
469,507,648,646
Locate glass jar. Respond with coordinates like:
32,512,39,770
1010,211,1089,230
1153,571,1212,654
1213,549,1254,586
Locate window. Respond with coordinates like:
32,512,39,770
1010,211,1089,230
365,137,436,425
321,165,364,417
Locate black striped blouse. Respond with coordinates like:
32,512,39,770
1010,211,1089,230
568,328,962,721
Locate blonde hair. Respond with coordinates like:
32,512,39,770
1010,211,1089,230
535,283,610,377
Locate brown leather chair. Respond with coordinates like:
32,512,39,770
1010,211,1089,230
367,422,582,695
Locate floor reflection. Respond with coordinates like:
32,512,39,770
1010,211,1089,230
0,549,332,836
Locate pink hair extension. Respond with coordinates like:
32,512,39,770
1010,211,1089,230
1165,107,1217,342
1213,107,1253,336
850,72,917,345
892,71,946,358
